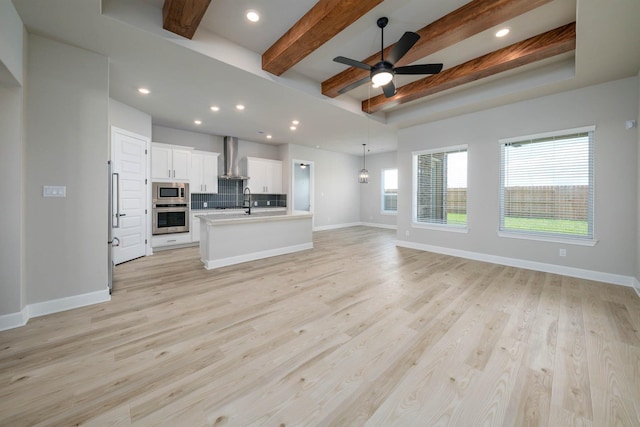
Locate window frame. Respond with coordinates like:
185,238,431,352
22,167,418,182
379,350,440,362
381,168,398,215
412,144,468,232
498,125,597,246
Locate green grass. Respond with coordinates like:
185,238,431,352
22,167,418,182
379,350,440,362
445,213,589,236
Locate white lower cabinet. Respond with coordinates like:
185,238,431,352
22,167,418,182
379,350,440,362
151,233,191,248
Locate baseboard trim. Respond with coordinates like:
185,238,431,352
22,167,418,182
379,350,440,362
313,222,362,232
0,309,29,332
634,277,640,297
0,288,111,331
396,240,635,288
203,243,313,270
361,222,397,230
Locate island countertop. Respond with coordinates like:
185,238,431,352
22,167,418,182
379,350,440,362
197,210,311,226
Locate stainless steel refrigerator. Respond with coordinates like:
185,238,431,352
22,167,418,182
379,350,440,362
107,160,120,294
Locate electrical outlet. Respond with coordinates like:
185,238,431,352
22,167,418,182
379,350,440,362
405,230,410,236
254,201,258,206
559,248,567,257
267,201,270,206
203,202,208,208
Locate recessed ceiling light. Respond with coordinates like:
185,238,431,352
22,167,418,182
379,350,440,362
266,134,273,139
246,10,260,23
236,104,245,111
138,88,150,95
210,106,220,112
194,120,202,125
290,126,297,131
495,28,510,38
292,120,299,125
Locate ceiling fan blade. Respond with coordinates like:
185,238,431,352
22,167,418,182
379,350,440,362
386,32,420,65
394,63,444,75
333,56,372,71
337,76,371,94
382,80,396,98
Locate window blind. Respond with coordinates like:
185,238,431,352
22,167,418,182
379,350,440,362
499,128,594,239
414,146,467,226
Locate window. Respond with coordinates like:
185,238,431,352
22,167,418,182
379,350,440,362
413,145,467,228
381,169,398,213
499,126,594,241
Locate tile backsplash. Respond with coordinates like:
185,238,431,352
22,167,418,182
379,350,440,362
191,179,286,209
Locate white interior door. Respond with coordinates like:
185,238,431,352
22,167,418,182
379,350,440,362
112,127,148,264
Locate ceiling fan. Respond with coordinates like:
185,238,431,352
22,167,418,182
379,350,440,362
333,17,443,98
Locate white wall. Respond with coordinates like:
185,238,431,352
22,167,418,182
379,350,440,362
25,34,109,304
359,151,397,228
287,144,361,229
398,77,638,279
109,98,152,141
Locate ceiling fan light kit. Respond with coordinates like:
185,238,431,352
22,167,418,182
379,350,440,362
333,16,443,100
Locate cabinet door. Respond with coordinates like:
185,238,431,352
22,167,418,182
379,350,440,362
151,146,172,180
267,161,283,194
172,149,191,181
247,158,268,194
191,213,200,242
202,153,218,193
190,153,204,193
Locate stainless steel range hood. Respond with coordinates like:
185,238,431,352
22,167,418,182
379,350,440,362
219,136,249,180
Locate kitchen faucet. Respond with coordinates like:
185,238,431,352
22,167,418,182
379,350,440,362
243,186,251,215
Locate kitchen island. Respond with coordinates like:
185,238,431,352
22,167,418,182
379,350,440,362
197,211,313,270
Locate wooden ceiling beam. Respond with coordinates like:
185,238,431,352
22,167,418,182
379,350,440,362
362,22,576,114
162,0,212,40
322,0,553,98
262,0,383,76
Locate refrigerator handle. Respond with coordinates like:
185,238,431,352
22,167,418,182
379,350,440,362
113,172,121,228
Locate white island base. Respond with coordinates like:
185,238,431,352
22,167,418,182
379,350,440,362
198,212,313,270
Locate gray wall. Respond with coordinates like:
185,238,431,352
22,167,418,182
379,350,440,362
0,3,25,318
359,151,397,228
25,34,109,303
0,84,25,317
109,98,152,141
286,144,361,229
0,0,24,85
397,76,639,277
637,69,640,286
151,125,279,175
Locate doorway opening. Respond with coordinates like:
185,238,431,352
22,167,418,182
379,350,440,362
292,159,314,225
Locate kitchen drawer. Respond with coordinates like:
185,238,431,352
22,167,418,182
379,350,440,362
151,233,192,248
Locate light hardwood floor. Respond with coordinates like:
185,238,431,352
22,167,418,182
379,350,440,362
1,227,639,426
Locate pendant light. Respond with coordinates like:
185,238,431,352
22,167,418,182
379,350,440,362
359,143,369,183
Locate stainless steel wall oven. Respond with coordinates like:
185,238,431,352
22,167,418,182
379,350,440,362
152,182,189,235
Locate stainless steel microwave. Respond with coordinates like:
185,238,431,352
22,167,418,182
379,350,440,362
152,182,188,203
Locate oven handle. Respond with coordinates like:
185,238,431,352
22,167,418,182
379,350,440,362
113,172,121,228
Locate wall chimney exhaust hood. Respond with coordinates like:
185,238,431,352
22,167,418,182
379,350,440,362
219,136,249,180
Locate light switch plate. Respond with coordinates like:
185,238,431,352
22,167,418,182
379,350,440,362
43,185,66,197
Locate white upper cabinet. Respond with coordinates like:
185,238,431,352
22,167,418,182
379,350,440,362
246,157,282,194
191,151,219,193
151,143,192,182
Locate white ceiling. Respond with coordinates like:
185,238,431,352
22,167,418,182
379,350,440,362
11,0,640,155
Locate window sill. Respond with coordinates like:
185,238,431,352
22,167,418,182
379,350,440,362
380,211,397,216
497,231,598,246
412,222,468,233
